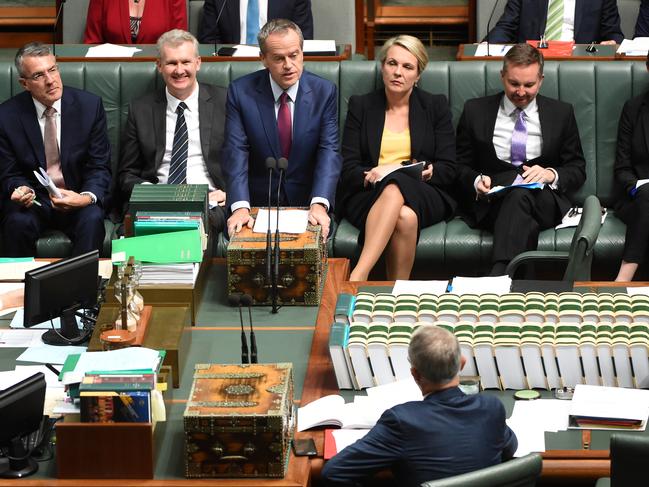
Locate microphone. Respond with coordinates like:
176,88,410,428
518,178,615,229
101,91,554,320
228,293,249,363
265,157,277,288
52,0,67,58
272,157,288,314
485,0,502,57
212,0,230,56
241,294,257,363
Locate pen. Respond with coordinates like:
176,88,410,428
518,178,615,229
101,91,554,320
14,187,42,207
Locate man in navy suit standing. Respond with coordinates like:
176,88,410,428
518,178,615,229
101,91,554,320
486,0,623,45
223,18,341,239
321,326,517,487
0,42,111,257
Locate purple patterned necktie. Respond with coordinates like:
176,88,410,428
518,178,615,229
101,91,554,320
510,108,527,185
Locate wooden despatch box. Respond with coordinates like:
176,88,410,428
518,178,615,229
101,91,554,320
227,209,326,305
183,363,295,478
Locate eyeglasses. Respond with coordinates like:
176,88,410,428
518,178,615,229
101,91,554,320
22,65,59,82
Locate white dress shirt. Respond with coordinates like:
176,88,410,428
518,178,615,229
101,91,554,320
238,0,269,45
157,84,216,190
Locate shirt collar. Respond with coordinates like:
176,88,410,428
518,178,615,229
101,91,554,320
33,97,62,119
165,83,199,112
502,94,538,117
269,73,299,103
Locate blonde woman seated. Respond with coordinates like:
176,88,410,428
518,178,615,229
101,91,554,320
338,35,457,281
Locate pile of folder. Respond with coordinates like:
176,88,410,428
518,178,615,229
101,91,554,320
329,291,649,391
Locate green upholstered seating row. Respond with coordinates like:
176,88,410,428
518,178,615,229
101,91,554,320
0,59,644,273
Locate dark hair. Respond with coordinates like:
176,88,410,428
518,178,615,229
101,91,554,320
258,18,303,54
15,42,52,77
502,43,544,77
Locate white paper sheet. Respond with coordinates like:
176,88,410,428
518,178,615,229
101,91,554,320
569,384,649,430
473,43,514,57
0,329,46,348
450,276,512,295
303,39,336,54
331,429,370,453
86,43,142,57
10,308,85,329
253,209,309,234
16,344,87,365
555,207,607,230
617,38,649,55
627,286,649,296
232,44,261,57
391,280,449,296
506,417,547,457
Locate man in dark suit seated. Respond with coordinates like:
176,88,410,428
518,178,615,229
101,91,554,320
486,0,623,45
321,326,517,487
456,43,586,276
635,0,649,38
223,18,341,239
0,42,111,257
198,0,313,44
118,29,227,233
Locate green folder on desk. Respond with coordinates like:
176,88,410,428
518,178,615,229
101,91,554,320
111,229,203,263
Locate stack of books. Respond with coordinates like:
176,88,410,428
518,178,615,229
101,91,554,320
329,291,649,390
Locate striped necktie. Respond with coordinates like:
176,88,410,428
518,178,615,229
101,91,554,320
168,102,188,185
544,0,565,41
511,108,527,185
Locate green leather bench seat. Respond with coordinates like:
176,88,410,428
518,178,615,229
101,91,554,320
0,58,641,271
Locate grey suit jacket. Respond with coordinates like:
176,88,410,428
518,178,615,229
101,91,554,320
118,83,226,204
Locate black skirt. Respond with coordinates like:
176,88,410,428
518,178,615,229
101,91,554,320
342,172,452,243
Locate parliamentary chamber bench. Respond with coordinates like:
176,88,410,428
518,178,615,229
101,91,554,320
0,58,644,278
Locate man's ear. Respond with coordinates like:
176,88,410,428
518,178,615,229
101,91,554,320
460,355,467,372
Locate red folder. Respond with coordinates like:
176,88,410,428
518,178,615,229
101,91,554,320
526,40,575,57
324,429,337,460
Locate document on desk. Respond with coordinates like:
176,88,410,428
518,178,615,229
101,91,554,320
0,329,46,348
232,44,262,57
86,43,142,57
61,347,163,385
618,38,649,56
626,286,649,296
569,384,649,431
487,182,544,195
16,344,86,365
253,209,309,234
473,43,514,57
450,276,512,295
391,280,449,296
10,308,85,330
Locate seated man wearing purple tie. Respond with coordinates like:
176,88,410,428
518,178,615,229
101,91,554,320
0,42,111,257
456,43,586,276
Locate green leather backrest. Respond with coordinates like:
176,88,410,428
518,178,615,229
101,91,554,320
0,59,646,207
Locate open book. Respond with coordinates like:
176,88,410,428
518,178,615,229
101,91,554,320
377,161,425,182
297,395,382,431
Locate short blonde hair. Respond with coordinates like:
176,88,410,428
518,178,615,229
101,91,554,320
379,35,428,74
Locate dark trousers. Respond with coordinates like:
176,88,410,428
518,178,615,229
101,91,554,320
618,188,649,263
479,187,563,264
2,202,105,257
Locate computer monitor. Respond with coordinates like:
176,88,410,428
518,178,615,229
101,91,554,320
24,250,99,346
0,372,46,478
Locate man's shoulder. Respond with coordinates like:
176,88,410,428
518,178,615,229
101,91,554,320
230,69,267,89
0,90,31,115
463,93,501,111
199,82,227,99
129,88,163,108
536,94,573,112
63,85,102,105
301,70,336,91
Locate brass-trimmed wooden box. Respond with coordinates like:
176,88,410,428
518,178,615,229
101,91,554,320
227,209,326,306
183,363,294,478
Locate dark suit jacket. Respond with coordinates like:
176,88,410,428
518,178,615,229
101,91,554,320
456,93,586,223
338,87,456,212
0,87,111,210
198,0,313,44
320,387,517,487
635,0,649,38
222,69,341,208
486,0,623,44
614,92,649,205
118,83,227,204
83,0,187,44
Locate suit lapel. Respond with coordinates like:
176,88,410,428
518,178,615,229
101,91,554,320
255,72,281,158
485,94,501,159
153,90,167,169
537,95,556,160
409,89,425,159
197,84,213,161
17,95,45,168
292,76,310,161
367,91,385,165
641,95,649,159
59,91,74,171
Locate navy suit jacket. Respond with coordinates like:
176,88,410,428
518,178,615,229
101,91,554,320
198,0,313,44
223,69,341,208
321,387,518,487
0,87,111,210
635,0,649,38
486,0,623,44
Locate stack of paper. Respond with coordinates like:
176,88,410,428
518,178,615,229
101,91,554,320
617,37,649,56
569,384,649,430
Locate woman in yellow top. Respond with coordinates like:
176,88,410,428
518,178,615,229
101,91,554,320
337,35,457,281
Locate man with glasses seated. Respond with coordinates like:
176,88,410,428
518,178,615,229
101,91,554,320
0,42,111,257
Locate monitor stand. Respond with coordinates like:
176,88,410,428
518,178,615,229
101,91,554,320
41,305,82,346
0,437,38,478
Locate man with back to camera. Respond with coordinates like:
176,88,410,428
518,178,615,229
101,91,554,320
0,42,111,257
486,0,623,45
198,0,313,45
321,325,517,487
118,29,227,233
223,18,341,240
456,43,586,276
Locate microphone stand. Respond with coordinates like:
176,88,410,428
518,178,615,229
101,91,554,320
52,0,66,58
265,157,276,294
485,0,502,57
241,294,257,363
212,0,230,56
272,158,288,314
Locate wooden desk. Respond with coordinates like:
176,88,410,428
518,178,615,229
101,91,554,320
299,275,649,483
457,43,619,61
0,5,56,48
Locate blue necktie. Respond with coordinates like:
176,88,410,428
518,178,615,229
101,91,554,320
168,102,188,185
246,0,260,45
510,108,527,185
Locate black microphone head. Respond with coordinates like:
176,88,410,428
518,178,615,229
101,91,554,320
241,294,253,306
277,157,288,170
228,293,241,307
265,157,277,170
